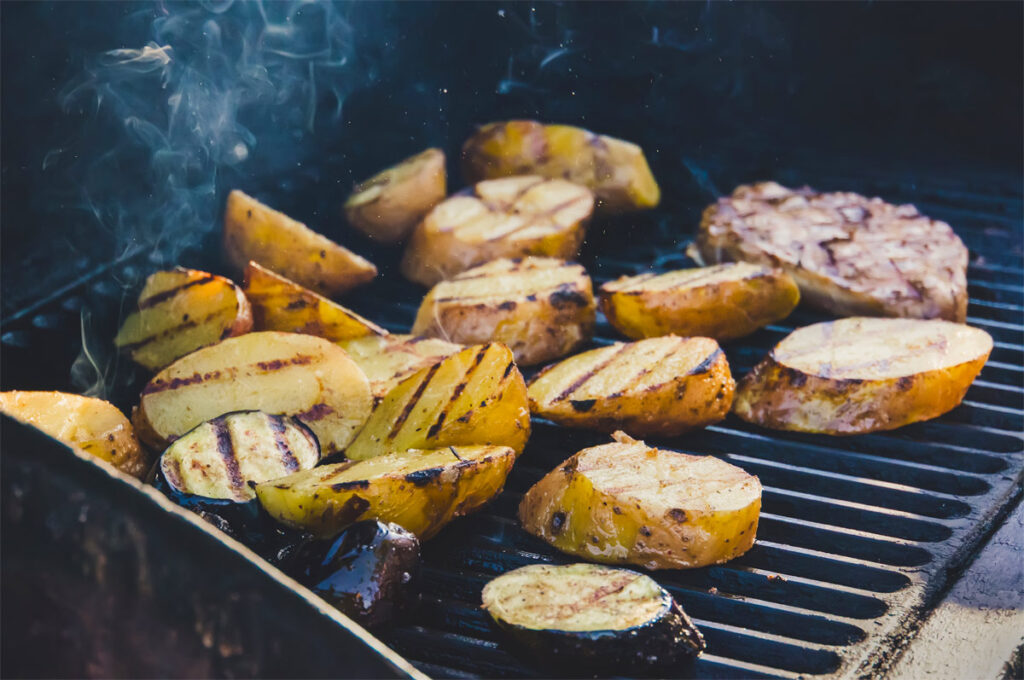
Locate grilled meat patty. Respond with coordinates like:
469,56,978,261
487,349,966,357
697,182,968,321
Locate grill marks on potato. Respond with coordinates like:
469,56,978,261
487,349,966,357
337,334,463,399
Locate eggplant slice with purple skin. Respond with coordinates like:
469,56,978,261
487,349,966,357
481,563,705,675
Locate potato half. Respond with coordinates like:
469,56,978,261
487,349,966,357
224,189,377,297
255,445,516,539
400,176,593,286
734,317,993,434
345,148,447,244
0,391,149,479
114,268,253,372
528,335,734,437
411,257,595,366
461,120,659,213
600,263,799,341
519,432,762,570
345,343,531,460
243,261,387,341
337,334,463,400
135,331,372,454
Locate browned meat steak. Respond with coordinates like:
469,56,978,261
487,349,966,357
697,182,968,322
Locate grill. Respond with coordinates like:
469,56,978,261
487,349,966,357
1,157,1021,678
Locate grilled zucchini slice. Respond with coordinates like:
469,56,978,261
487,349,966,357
345,343,530,460
0,391,149,479
519,432,762,569
599,263,800,341
337,334,463,400
461,120,659,213
482,563,705,672
734,317,993,434
400,176,593,286
527,335,734,437
411,257,595,366
255,445,516,539
135,331,372,454
224,189,377,297
345,148,446,244
114,267,253,372
243,261,387,341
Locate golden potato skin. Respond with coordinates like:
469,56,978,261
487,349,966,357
519,432,761,570
224,189,377,297
734,317,993,434
600,263,799,341
345,148,447,244
255,445,516,539
462,120,659,213
337,334,463,400
411,257,595,366
0,391,149,479
528,336,734,437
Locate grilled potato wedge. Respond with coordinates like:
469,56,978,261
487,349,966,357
337,334,463,400
114,268,253,372
519,432,762,570
255,444,516,539
411,257,596,366
135,331,372,454
224,189,377,297
345,343,531,460
400,176,593,286
461,120,659,213
0,391,149,479
345,148,447,244
243,261,387,341
734,317,993,434
528,335,734,437
600,263,800,342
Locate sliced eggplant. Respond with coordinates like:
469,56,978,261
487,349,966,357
481,563,705,674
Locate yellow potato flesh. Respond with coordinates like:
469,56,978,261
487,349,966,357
337,334,463,399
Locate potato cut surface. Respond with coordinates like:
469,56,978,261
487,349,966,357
224,189,376,297
412,257,595,365
337,334,463,399
0,391,149,479
345,343,530,459
114,268,253,372
244,261,386,341
519,432,761,569
136,331,371,453
401,176,593,286
462,120,659,213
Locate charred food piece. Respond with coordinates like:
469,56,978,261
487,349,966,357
734,317,993,434
282,520,420,628
114,267,252,372
527,335,734,437
481,563,704,674
412,257,596,366
400,175,593,286
345,148,447,244
519,432,762,570
600,263,799,341
697,181,969,321
462,120,660,213
337,334,463,400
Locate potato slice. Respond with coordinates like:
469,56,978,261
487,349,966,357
0,391,149,479
243,261,387,341
461,120,659,213
224,189,377,297
599,263,800,341
411,257,595,366
337,334,463,400
519,432,762,570
345,148,447,244
528,336,734,437
114,268,253,372
400,176,593,286
255,445,516,539
135,331,372,453
734,317,993,434
345,343,531,460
